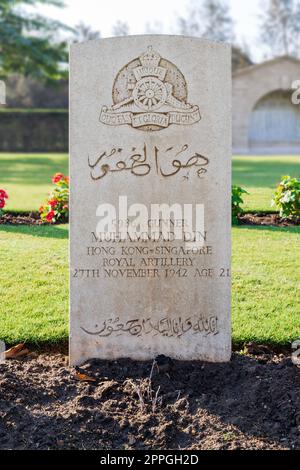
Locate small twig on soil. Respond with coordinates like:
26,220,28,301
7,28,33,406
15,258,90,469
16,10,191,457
147,360,156,401
152,385,161,414
128,380,146,413
128,367,163,415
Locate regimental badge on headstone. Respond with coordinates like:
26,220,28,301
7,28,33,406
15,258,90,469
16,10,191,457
100,46,201,131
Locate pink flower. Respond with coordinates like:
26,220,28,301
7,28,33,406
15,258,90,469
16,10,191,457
0,190,8,199
0,199,5,209
52,173,64,184
49,199,58,208
46,211,55,222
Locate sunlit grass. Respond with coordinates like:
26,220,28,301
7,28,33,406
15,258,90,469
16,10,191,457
0,153,68,211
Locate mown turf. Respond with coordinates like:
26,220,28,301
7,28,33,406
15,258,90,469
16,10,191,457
0,153,300,212
232,155,300,212
0,153,68,212
232,225,300,346
0,224,299,347
0,225,69,346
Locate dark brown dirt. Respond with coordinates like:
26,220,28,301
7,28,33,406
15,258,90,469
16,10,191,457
0,212,67,225
0,212,43,225
238,213,300,227
0,351,299,450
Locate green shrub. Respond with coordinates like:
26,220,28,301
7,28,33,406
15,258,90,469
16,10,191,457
232,185,249,225
272,175,300,220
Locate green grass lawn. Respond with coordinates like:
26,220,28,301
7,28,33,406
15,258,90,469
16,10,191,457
0,225,69,346
233,155,300,212
0,153,68,212
232,225,300,346
0,153,299,212
0,224,299,348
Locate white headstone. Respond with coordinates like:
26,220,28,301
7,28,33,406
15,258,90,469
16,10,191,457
0,80,6,105
70,36,231,365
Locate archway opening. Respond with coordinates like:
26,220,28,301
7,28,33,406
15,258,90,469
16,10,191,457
249,90,300,152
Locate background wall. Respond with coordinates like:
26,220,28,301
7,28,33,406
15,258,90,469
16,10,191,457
0,110,68,152
233,57,300,154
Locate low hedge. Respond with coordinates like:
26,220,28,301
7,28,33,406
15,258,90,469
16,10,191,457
0,109,68,152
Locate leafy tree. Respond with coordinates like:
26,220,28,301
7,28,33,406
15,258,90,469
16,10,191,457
232,46,252,72
177,0,252,72
178,0,234,43
73,22,101,42
111,20,129,37
260,0,300,57
0,0,69,83
144,21,163,34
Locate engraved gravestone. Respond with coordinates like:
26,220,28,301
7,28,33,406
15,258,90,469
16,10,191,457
0,80,5,105
70,36,231,365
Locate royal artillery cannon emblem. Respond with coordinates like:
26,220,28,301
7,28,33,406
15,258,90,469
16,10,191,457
100,46,201,131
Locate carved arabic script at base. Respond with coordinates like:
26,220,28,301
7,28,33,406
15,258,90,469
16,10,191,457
81,315,219,338
100,46,201,131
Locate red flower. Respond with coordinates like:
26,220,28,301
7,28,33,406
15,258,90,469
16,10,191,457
0,189,8,199
49,199,58,208
46,211,55,222
52,173,64,184
0,198,5,209
64,176,70,184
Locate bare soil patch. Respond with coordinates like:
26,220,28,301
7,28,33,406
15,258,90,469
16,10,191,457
238,213,300,227
0,211,42,225
0,351,299,450
0,212,67,225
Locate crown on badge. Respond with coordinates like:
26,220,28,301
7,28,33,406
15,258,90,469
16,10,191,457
140,46,161,67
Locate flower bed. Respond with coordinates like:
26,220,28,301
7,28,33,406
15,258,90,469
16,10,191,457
39,173,69,223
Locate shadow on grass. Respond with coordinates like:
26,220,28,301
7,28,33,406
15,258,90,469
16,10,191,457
235,224,300,235
0,224,69,239
232,158,300,188
1,223,299,239
0,154,68,185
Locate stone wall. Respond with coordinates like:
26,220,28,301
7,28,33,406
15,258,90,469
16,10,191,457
0,110,68,152
233,56,300,154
